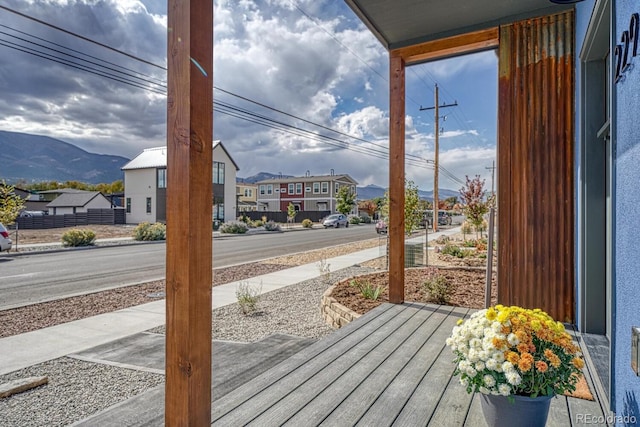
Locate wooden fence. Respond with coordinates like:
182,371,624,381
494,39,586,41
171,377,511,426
15,208,126,229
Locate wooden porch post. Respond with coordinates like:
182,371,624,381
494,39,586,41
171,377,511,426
165,0,213,424
389,53,405,303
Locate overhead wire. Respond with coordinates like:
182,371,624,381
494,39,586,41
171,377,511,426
0,4,466,185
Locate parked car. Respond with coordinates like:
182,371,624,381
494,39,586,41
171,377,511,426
322,214,348,228
423,211,452,227
375,219,387,234
0,223,12,252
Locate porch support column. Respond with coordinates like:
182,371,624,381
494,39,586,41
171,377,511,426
165,0,213,424
389,53,405,304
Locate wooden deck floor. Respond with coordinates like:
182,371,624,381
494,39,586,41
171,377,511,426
211,302,608,426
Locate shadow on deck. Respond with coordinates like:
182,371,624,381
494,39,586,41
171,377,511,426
211,302,608,426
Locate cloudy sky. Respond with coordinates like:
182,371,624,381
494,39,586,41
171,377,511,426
0,0,497,190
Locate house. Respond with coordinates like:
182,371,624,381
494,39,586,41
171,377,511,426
236,182,257,212
346,0,639,420
122,141,239,224
255,173,358,213
0,185,49,213
46,190,112,215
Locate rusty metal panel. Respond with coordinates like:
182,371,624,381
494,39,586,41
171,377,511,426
497,11,575,322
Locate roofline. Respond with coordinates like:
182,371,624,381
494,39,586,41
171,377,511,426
213,140,240,171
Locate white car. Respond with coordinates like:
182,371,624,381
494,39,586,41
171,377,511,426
322,214,349,228
0,223,12,252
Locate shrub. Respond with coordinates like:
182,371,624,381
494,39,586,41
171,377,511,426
462,239,478,248
133,222,166,241
435,235,450,245
220,221,248,234
62,229,96,247
350,278,385,300
317,258,331,284
252,220,264,227
422,267,452,304
461,220,473,235
441,244,475,259
263,221,281,231
236,281,262,315
301,218,314,228
359,213,372,224
441,244,463,258
348,215,362,225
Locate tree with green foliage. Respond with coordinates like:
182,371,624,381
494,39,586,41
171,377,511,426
381,179,422,235
336,185,356,215
459,175,489,237
0,181,26,225
287,202,297,223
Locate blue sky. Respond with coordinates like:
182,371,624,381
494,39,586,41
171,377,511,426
0,0,497,191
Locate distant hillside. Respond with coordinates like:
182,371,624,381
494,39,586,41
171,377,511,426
0,131,130,184
237,172,294,183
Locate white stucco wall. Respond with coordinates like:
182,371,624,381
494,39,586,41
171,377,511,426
124,168,157,224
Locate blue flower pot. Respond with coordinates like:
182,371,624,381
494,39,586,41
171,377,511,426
479,393,553,427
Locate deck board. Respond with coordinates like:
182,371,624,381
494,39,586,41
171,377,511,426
210,302,607,426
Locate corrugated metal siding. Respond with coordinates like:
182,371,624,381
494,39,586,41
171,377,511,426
497,11,575,322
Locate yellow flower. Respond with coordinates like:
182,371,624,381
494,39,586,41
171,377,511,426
457,319,463,325
572,357,585,370
486,307,497,321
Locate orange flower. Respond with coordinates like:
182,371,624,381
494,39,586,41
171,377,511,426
572,357,585,370
517,343,529,354
493,337,507,350
505,351,520,365
518,352,534,372
535,361,549,373
544,349,561,368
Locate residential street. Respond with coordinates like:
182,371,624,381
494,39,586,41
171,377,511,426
0,224,380,310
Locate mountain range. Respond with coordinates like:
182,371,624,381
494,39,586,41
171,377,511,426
0,131,460,200
0,131,129,184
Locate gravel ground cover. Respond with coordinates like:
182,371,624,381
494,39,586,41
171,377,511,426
0,266,371,427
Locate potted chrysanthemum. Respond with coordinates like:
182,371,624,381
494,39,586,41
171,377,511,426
446,305,585,427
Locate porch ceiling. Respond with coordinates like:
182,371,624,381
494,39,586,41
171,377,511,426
345,0,573,51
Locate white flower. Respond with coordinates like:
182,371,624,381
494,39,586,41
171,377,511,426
479,386,490,395
460,377,469,387
507,333,519,346
505,370,522,386
483,374,496,387
498,384,511,396
486,359,498,371
502,361,515,373
475,361,486,371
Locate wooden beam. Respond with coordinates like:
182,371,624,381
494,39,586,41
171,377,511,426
388,54,405,304
165,0,213,425
391,28,499,65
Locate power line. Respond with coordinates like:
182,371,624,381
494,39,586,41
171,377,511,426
0,5,464,185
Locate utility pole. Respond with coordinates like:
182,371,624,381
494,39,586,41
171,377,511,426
486,160,496,197
420,84,457,232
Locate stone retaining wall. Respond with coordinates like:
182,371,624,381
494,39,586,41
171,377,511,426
320,285,361,329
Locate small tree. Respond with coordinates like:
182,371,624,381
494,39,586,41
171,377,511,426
287,202,297,223
336,186,356,215
459,175,489,237
0,181,26,225
382,179,422,235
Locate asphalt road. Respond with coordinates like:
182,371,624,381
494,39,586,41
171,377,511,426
0,224,380,310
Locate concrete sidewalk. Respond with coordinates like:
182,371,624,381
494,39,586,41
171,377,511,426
0,227,460,376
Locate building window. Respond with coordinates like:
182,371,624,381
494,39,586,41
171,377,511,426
313,182,320,194
335,183,340,194
296,183,302,194
213,161,225,184
267,184,273,195
321,182,329,193
157,168,167,189
259,185,266,195
213,203,224,220
126,198,131,213
146,197,152,214
288,183,295,194
244,188,252,197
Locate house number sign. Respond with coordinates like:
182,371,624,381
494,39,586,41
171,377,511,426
615,13,639,83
